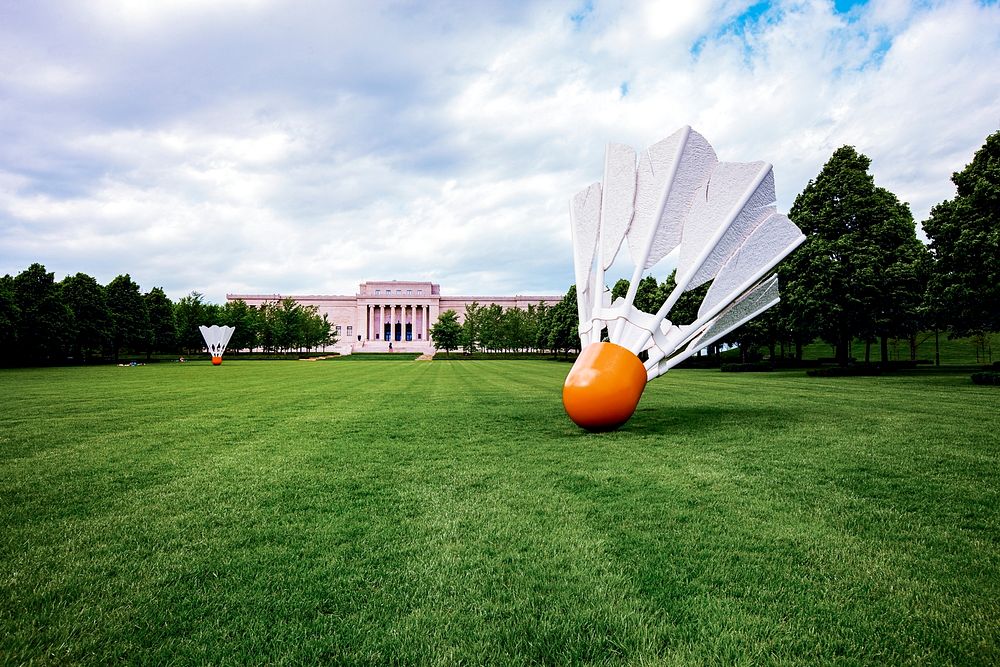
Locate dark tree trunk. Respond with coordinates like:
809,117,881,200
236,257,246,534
795,340,803,361
909,335,917,361
836,330,851,367
864,341,871,364
880,335,889,366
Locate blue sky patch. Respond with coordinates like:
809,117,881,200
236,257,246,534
833,0,869,14
691,1,772,60
570,0,593,28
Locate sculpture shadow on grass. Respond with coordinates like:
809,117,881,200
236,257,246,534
592,403,803,439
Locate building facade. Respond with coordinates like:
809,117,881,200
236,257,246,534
227,280,562,353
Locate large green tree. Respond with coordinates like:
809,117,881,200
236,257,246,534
923,130,1000,337
144,287,176,358
0,275,19,363
546,285,579,356
105,274,149,362
534,301,553,352
656,270,708,326
834,186,932,364
479,303,504,352
271,298,303,352
430,309,462,356
522,302,546,352
174,292,208,353
870,189,931,362
61,272,111,362
220,299,258,353
612,275,661,314
460,301,481,353
782,146,922,365
12,263,73,363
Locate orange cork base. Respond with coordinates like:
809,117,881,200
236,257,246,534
562,342,647,432
211,356,223,365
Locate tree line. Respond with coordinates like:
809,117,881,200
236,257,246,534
428,295,581,357
430,130,998,364
0,272,336,365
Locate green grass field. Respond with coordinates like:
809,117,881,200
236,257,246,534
2,360,998,665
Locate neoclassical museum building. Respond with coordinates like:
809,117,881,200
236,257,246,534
227,280,562,353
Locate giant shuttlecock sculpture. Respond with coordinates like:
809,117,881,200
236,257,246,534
199,325,236,365
563,126,806,431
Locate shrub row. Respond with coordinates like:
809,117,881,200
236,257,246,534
334,353,420,361
721,362,773,372
807,365,883,377
817,357,857,364
880,359,933,368
971,371,1000,385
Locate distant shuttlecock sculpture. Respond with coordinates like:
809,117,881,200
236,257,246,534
199,325,236,365
563,126,806,431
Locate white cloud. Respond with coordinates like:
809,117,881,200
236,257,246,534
90,0,275,32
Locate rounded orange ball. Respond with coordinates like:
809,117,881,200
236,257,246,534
211,356,223,365
562,342,647,431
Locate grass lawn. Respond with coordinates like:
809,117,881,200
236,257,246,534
2,360,998,665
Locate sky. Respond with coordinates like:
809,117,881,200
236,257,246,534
1,0,998,302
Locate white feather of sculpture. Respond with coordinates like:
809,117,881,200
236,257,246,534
612,126,717,341
590,143,636,340
571,127,805,381
569,182,602,347
652,274,782,378
199,325,236,357
627,126,718,271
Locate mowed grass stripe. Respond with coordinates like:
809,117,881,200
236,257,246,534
1,361,997,664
